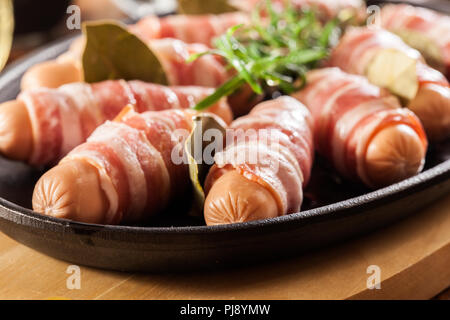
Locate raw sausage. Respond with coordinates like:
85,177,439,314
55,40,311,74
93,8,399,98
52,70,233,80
21,12,247,89
33,107,225,224
130,12,249,46
292,67,428,188
0,81,232,165
204,96,314,225
21,38,228,91
329,27,450,141
380,3,450,77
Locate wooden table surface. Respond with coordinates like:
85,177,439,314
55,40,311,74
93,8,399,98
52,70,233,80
0,192,449,300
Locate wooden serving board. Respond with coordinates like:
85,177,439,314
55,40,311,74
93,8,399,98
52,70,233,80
0,192,448,300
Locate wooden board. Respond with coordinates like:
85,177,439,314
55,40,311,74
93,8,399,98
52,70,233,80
0,192,449,300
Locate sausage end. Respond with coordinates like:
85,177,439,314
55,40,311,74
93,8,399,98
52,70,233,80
0,100,33,161
408,84,450,141
32,160,109,224
204,170,279,225
21,60,82,91
364,124,426,188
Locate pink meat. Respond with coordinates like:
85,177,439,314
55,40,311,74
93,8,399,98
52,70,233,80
18,81,230,166
149,39,228,87
130,12,249,47
19,89,65,165
65,141,130,223
292,68,428,185
205,96,314,216
381,4,450,77
62,108,198,224
329,27,448,87
120,109,194,198
60,37,229,88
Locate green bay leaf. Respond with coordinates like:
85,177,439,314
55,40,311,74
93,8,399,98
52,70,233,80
82,20,168,85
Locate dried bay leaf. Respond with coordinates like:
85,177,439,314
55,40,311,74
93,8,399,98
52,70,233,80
82,21,168,85
185,114,227,218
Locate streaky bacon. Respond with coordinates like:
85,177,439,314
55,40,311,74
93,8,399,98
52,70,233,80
60,37,229,88
205,96,314,216
149,39,228,87
381,4,450,77
328,27,448,88
292,68,428,186
18,81,231,166
130,12,250,47
62,108,203,224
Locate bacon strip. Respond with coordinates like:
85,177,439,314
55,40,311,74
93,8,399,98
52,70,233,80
64,37,229,88
61,108,201,224
329,27,449,88
54,4,364,89
381,4,450,77
149,39,228,87
205,96,314,216
18,81,231,166
292,68,428,187
329,27,450,140
130,12,249,47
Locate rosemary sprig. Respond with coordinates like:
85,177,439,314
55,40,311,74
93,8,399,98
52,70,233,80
190,0,339,110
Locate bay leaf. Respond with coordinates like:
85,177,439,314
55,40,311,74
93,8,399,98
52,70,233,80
82,20,168,85
178,0,238,15
185,114,227,218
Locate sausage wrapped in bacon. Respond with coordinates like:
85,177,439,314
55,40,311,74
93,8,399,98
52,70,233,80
130,12,249,46
203,96,314,225
0,81,232,166
380,4,450,78
21,1,367,91
32,107,225,224
329,27,450,141
292,68,428,188
21,37,228,91
22,12,248,90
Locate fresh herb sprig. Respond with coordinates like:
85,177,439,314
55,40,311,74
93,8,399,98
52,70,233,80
189,0,339,111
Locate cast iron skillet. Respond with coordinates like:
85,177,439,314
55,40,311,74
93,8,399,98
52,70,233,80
0,8,449,272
